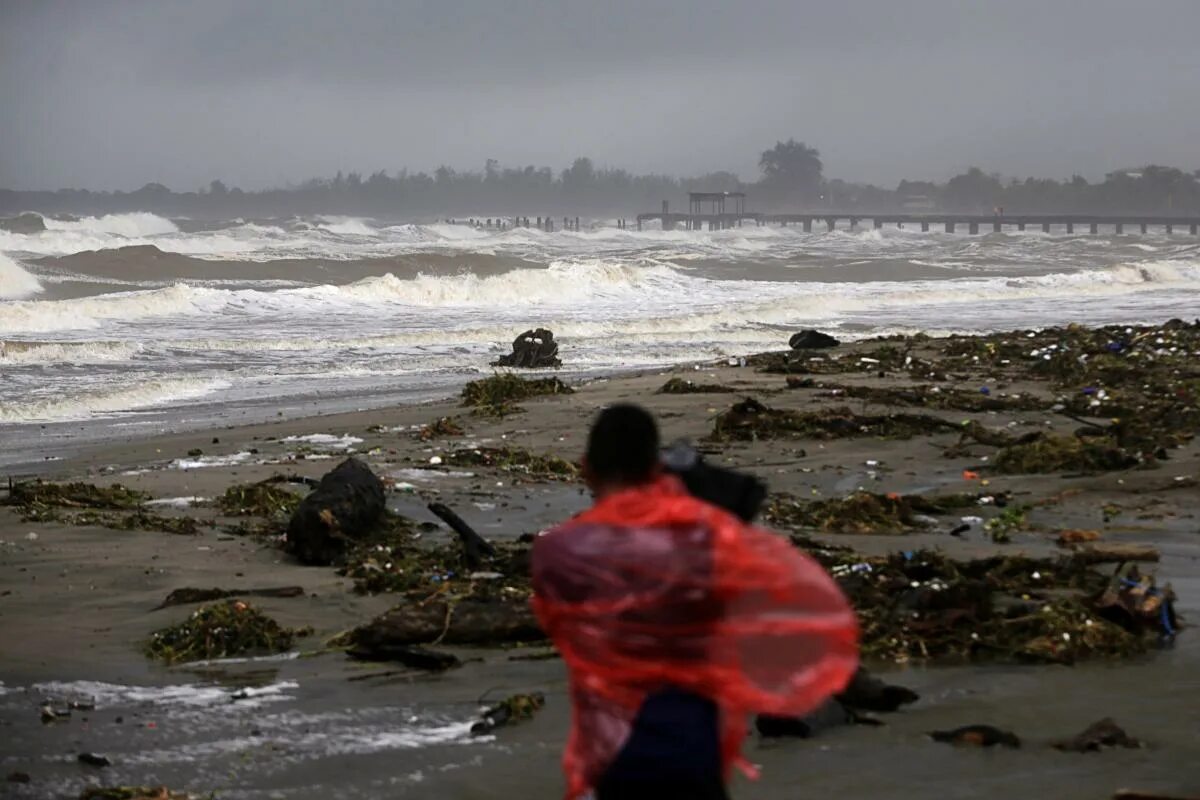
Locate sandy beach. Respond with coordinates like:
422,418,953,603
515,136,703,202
2,323,1198,799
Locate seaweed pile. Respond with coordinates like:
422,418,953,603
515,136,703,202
145,599,310,663
80,788,205,800
658,377,734,394
3,480,201,535
765,491,980,535
216,480,302,517
460,373,573,416
710,398,958,442
810,548,1176,664
440,446,579,481
417,416,465,440
810,382,1052,413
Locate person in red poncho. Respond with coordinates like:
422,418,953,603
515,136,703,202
531,404,860,800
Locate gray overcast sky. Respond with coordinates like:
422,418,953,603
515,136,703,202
2,0,1199,191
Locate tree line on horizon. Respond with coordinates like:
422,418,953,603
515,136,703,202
3,140,1199,219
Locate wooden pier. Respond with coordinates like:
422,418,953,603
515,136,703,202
635,210,1200,234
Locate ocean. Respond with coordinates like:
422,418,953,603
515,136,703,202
2,212,1199,466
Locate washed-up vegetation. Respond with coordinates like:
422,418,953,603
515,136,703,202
460,373,573,416
441,446,579,481
765,492,981,535
710,398,958,442
2,481,202,534
145,599,310,663
417,416,465,440
659,377,734,394
810,548,1177,664
810,382,1052,413
216,480,303,517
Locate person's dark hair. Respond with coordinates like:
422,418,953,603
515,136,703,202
586,403,660,486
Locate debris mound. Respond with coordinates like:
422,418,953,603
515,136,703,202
710,398,958,442
491,328,561,368
930,725,1020,748
766,491,977,535
471,692,546,735
441,446,579,481
1054,718,1140,752
992,434,1141,475
658,377,733,394
460,373,573,416
145,599,308,663
217,480,302,516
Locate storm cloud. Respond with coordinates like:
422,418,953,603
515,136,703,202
2,0,1198,190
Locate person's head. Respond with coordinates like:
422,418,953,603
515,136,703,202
583,403,660,496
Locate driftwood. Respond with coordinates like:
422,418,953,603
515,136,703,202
836,667,920,712
929,725,1021,748
286,458,385,565
351,598,542,648
156,586,304,609
428,502,497,569
491,328,562,368
757,698,880,738
347,642,460,671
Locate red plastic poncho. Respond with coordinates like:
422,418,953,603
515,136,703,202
531,475,859,799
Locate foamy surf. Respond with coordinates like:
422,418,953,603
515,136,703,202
0,253,42,299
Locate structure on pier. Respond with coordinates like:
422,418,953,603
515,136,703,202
634,207,1200,235
688,192,746,217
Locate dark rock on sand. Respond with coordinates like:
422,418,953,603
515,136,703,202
7,771,31,784
789,329,840,349
286,457,385,565
491,328,562,368
77,753,112,768
1054,718,1140,752
930,724,1021,748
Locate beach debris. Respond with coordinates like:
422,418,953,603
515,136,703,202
216,479,303,517
815,382,1050,413
1112,792,1200,800
658,377,734,394
930,725,1021,748
491,328,561,368
789,329,840,349
285,457,386,566
347,642,461,671
79,788,199,800
78,753,112,768
1057,529,1102,546
1092,563,1177,638
984,505,1030,543
7,771,31,783
470,692,546,735
40,704,70,723
1054,718,1141,752
145,599,309,663
155,586,305,609
766,491,979,535
991,434,1141,475
440,446,579,481
460,372,573,416
2,480,202,534
428,501,497,569
710,398,958,442
417,416,465,440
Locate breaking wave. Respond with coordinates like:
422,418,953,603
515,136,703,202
0,376,230,422
0,253,42,299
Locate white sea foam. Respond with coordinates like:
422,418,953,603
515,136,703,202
169,450,256,470
0,339,140,364
0,377,230,423
0,253,42,299
282,433,363,450
31,679,299,709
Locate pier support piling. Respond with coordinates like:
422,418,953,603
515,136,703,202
921,221,930,232
1090,223,1098,234
969,222,979,234
945,222,955,233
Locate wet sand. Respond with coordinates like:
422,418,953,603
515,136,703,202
2,335,1199,799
